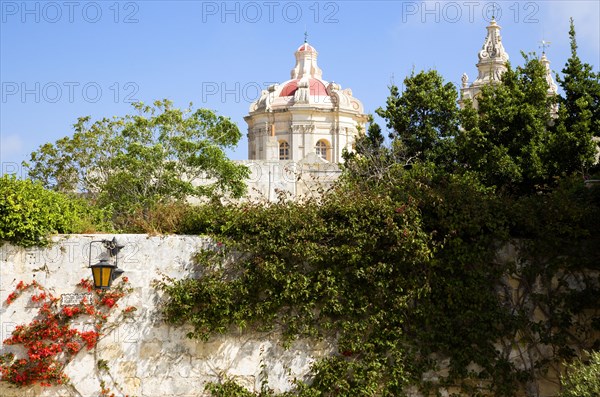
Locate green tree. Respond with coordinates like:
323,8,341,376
376,70,460,166
342,115,399,183
458,20,599,193
457,56,558,193
25,100,249,223
560,351,600,397
364,115,384,151
548,18,600,177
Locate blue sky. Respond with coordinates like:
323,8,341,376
1,0,599,176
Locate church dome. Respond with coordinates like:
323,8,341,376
246,40,365,114
245,40,367,164
279,78,328,97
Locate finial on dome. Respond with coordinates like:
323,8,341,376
539,39,551,55
304,30,308,43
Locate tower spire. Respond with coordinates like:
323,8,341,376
539,42,558,96
459,18,510,108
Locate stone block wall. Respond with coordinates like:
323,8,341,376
190,159,342,204
0,235,334,397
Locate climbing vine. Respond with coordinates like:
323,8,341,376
0,278,135,395
160,165,600,396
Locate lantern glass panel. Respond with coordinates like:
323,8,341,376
92,265,114,289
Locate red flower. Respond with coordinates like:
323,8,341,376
31,293,47,302
102,297,116,308
78,279,93,292
66,341,81,354
62,306,79,317
0,279,129,388
79,331,99,350
6,292,18,305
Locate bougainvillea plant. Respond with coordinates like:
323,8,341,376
0,278,135,388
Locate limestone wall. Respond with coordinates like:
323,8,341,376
0,235,334,397
239,159,341,201
0,236,576,397
191,159,342,203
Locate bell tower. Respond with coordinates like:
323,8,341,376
459,17,510,108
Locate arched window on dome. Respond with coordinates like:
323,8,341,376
315,140,330,161
279,141,290,160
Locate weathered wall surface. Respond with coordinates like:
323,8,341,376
236,159,341,202
0,235,334,397
190,159,341,204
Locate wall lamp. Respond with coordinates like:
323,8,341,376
88,237,125,290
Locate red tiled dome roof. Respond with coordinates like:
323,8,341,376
297,43,316,52
280,79,328,97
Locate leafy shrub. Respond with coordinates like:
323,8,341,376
0,175,111,247
205,380,257,397
560,351,600,397
205,378,284,397
161,166,600,396
115,200,194,234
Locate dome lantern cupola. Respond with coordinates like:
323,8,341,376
291,41,322,80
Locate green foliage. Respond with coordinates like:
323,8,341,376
507,179,600,371
173,169,598,397
559,351,600,397
161,184,432,340
24,99,249,229
457,56,556,193
360,114,385,153
161,21,600,397
376,70,459,166
160,181,434,396
558,18,600,141
458,21,598,193
205,379,265,397
548,18,600,178
0,175,111,247
205,371,287,397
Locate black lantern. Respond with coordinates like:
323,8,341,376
89,238,125,290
